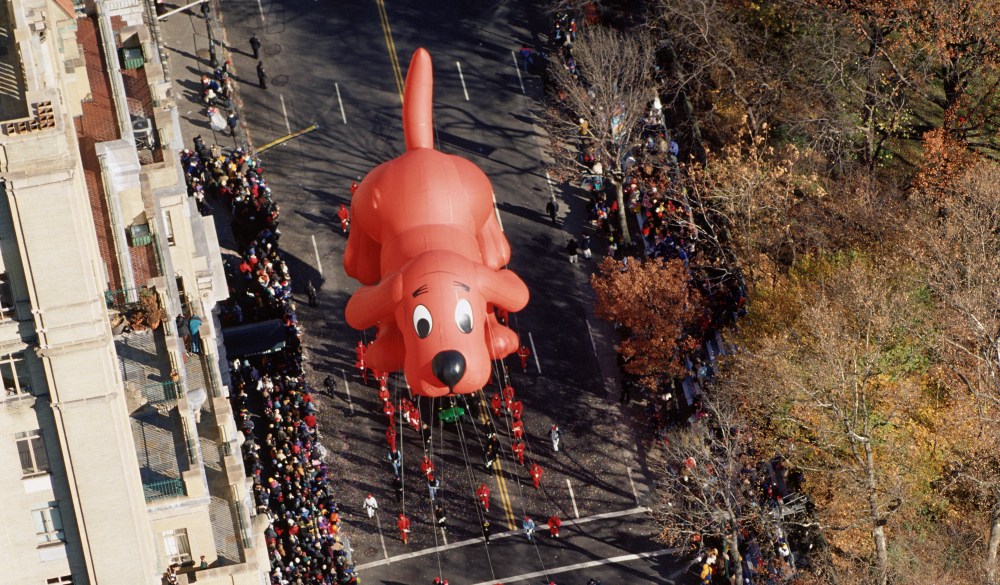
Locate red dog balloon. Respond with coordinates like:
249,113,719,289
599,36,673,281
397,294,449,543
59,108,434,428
344,48,529,397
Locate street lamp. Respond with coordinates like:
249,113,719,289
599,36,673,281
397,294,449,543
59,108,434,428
202,0,219,69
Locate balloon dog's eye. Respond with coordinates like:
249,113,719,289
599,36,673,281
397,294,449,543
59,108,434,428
413,305,433,338
455,299,473,334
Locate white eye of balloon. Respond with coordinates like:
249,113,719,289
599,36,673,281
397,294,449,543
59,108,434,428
413,305,432,338
455,299,473,334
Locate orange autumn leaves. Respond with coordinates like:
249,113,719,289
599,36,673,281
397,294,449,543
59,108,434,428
590,257,704,389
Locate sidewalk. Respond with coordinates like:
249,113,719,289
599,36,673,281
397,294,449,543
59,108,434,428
157,2,245,153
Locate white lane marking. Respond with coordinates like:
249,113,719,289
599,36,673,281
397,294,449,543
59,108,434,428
156,0,206,20
375,511,389,560
511,49,525,95
469,549,678,585
586,319,599,360
335,82,347,124
255,0,265,25
566,478,580,519
311,234,323,275
341,368,354,415
279,93,292,135
356,506,650,569
528,331,541,374
456,61,470,101
627,467,639,505
491,191,504,232
545,170,559,206
440,526,448,546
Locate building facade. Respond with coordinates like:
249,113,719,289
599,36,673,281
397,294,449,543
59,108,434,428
0,0,267,583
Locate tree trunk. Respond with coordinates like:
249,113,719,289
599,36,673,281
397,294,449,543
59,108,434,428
660,37,706,165
612,177,631,246
860,23,882,169
986,504,1000,585
730,529,743,585
865,442,889,585
942,56,963,113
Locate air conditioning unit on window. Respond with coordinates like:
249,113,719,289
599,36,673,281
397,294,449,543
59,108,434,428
127,224,152,247
132,114,156,151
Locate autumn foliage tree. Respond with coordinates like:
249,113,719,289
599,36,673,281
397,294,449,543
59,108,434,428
591,257,702,389
716,252,971,585
915,158,1000,584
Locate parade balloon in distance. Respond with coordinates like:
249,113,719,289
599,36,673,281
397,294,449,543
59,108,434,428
344,48,529,397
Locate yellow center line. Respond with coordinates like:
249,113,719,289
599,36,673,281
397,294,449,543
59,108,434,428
478,390,517,529
375,0,404,102
493,457,517,529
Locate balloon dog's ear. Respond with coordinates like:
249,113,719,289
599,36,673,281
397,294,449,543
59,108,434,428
346,272,403,330
475,265,529,313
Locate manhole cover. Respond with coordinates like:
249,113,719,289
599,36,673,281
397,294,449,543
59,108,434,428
264,44,282,57
196,48,210,59
272,75,289,87
364,547,377,558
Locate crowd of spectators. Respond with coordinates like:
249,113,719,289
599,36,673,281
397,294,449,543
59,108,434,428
541,10,807,585
180,137,357,584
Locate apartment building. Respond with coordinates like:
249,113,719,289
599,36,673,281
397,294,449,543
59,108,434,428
0,0,267,583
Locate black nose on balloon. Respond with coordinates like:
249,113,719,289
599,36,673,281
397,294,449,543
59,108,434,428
432,350,466,390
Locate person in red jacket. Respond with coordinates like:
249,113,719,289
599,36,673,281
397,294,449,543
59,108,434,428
350,181,359,197
355,341,367,380
397,513,411,544
421,456,435,479
511,440,526,466
502,385,515,412
476,483,491,511
510,400,524,421
383,400,395,428
512,419,524,441
529,462,543,489
408,403,422,432
547,515,563,538
490,392,502,417
516,344,531,372
338,203,350,234
386,426,397,452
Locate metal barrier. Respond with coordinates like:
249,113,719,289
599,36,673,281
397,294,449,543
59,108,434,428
234,496,252,549
141,379,179,403
143,478,185,501
203,353,223,398
105,286,147,308
149,229,167,277
180,415,199,465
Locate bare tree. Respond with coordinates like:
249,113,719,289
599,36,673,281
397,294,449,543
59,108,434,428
544,25,657,244
918,160,1000,584
774,258,928,585
652,392,783,585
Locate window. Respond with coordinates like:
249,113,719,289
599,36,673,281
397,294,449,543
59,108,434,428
46,577,73,585
0,273,13,319
0,351,31,397
16,429,49,476
31,503,64,544
164,212,175,246
163,528,191,564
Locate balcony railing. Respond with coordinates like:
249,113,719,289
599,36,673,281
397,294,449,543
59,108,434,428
234,497,252,549
202,352,222,399
143,478,185,501
105,287,143,309
140,379,179,404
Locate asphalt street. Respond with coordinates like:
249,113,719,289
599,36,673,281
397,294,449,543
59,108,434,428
157,0,677,582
